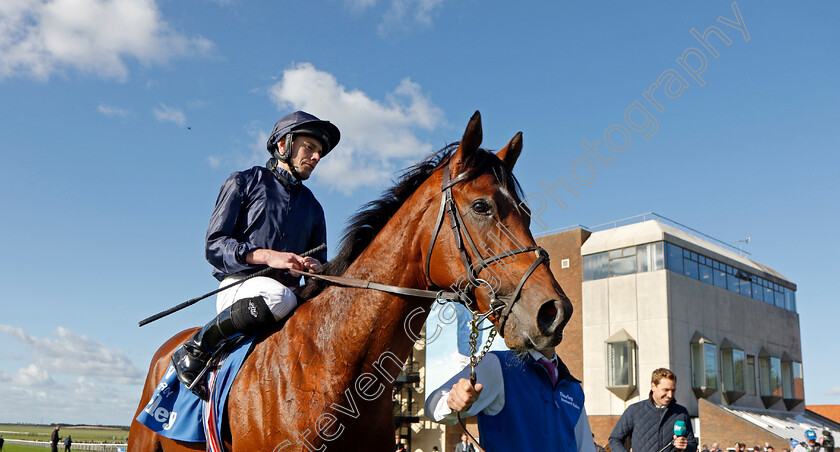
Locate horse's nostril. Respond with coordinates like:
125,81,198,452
543,304,557,318
537,300,560,335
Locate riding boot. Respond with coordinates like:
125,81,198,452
171,296,275,397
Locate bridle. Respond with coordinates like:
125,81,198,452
290,162,551,337
424,165,550,338
288,162,553,452
425,164,551,452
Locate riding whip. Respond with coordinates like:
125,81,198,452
137,243,326,327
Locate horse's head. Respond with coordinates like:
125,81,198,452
424,111,571,353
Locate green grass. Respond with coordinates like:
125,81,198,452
0,424,129,443
4,443,50,452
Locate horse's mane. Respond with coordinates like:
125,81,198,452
298,142,523,300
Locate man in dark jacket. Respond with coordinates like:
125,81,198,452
609,368,697,452
171,111,339,397
50,426,60,452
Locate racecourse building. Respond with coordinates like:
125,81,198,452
402,213,837,451
538,213,837,448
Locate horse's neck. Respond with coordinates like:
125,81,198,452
322,194,435,373
279,185,437,385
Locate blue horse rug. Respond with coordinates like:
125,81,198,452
135,335,256,452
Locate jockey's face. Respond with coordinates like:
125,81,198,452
278,135,323,180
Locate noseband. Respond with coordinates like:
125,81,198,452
424,166,550,337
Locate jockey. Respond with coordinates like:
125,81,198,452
171,111,339,397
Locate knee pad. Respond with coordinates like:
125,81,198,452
230,296,275,331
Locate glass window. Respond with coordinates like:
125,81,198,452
721,348,746,394
733,349,746,392
607,341,635,387
691,342,718,389
607,247,637,277
728,273,741,295
714,269,727,289
759,356,782,397
699,264,713,285
746,355,756,395
684,258,699,280
691,343,703,388
767,287,778,307
583,252,608,281
771,357,782,397
782,360,793,399
610,256,636,277
705,343,718,387
782,360,805,400
759,357,770,396
652,242,664,270
774,290,784,308
785,288,796,312
752,282,764,302
793,362,804,399
739,276,752,297
667,243,683,274
637,244,650,273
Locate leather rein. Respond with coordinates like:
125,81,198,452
292,165,550,452
293,164,550,336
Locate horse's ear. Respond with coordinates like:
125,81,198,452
496,131,523,170
450,111,483,175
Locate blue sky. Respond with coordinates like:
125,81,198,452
0,0,838,425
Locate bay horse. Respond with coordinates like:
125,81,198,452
129,111,573,451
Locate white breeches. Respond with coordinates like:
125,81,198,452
215,275,298,321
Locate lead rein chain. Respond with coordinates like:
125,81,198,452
458,310,495,452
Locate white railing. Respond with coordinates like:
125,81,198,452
5,439,127,451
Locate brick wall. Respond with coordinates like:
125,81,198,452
444,420,479,450
698,398,787,449
589,414,623,450
536,229,590,380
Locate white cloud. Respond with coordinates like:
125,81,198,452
381,0,445,31
0,0,214,82
12,364,55,387
268,62,444,194
344,0,376,11
343,0,446,34
187,99,210,109
0,325,144,385
0,379,139,424
97,103,130,117
0,325,146,423
153,103,186,126
207,155,221,168
827,386,840,396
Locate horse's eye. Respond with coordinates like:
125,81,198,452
472,199,491,215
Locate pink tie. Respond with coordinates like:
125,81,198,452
538,358,558,387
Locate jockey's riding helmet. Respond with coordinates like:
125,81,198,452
266,111,340,162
